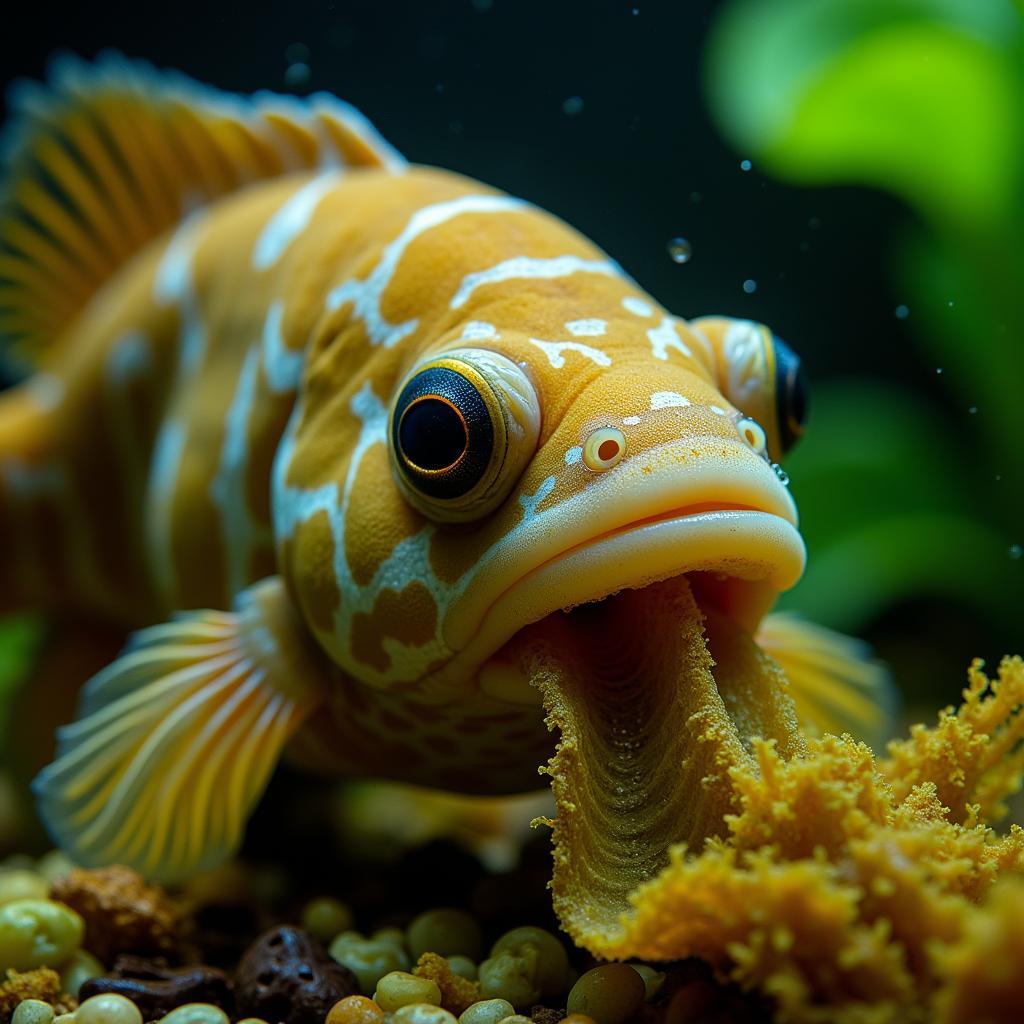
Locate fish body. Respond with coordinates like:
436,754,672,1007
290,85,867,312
0,56,888,885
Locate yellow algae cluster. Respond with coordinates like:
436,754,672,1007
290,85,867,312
550,656,1024,1024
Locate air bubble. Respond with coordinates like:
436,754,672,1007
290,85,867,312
1010,544,1022,560
284,62,311,88
771,463,790,486
740,159,752,171
562,96,584,116
895,305,910,320
742,279,757,294
666,238,692,264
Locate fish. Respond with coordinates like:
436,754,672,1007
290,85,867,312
0,55,892,903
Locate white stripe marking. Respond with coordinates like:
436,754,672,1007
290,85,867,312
621,296,653,318
520,475,557,518
261,301,305,393
451,255,619,310
253,173,342,271
211,348,271,598
461,321,498,341
328,194,527,348
529,338,612,369
148,214,209,601
146,422,187,598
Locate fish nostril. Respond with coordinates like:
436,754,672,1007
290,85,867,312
737,416,767,455
583,427,626,471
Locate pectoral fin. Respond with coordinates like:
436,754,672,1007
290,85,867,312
755,612,897,749
33,577,327,882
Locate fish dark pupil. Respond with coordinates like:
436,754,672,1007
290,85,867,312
399,397,469,471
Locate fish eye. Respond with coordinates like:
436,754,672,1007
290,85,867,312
389,348,541,522
773,337,808,453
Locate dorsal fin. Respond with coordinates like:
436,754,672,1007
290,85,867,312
0,51,405,368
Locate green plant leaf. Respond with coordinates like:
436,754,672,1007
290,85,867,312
779,381,1013,631
705,0,1022,228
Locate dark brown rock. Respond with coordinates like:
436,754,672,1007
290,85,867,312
79,956,234,1020
235,925,358,1024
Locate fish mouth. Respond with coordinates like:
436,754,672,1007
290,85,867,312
431,441,809,945
428,438,806,698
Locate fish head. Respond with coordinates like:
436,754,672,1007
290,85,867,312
273,296,807,699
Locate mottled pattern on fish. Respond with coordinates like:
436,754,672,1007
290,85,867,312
0,55,887,883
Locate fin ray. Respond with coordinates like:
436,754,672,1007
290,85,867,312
1,51,406,366
756,612,898,749
34,578,327,881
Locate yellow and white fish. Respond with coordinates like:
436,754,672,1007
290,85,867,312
0,55,890,889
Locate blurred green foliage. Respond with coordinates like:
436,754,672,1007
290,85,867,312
705,0,1023,646
0,617,42,740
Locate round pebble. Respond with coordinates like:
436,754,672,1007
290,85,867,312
35,851,75,884
477,952,539,1010
326,994,387,1024
0,870,48,905
158,1004,230,1024
490,926,569,999
59,949,104,999
393,1006,458,1024
302,898,354,942
12,1000,55,1024
566,964,645,1024
75,993,144,1024
0,898,84,970
331,935,410,993
371,927,407,949
458,999,515,1024
446,955,477,980
630,963,665,1000
495,1016,531,1024
407,909,483,960
373,971,441,1012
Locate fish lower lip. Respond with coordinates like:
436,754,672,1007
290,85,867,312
431,507,806,693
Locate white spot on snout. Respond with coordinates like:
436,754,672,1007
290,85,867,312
565,318,607,337
651,391,691,410
648,317,692,361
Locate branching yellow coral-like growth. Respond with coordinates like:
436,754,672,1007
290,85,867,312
544,655,1024,1024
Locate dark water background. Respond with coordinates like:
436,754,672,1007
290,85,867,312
1,0,1018,706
